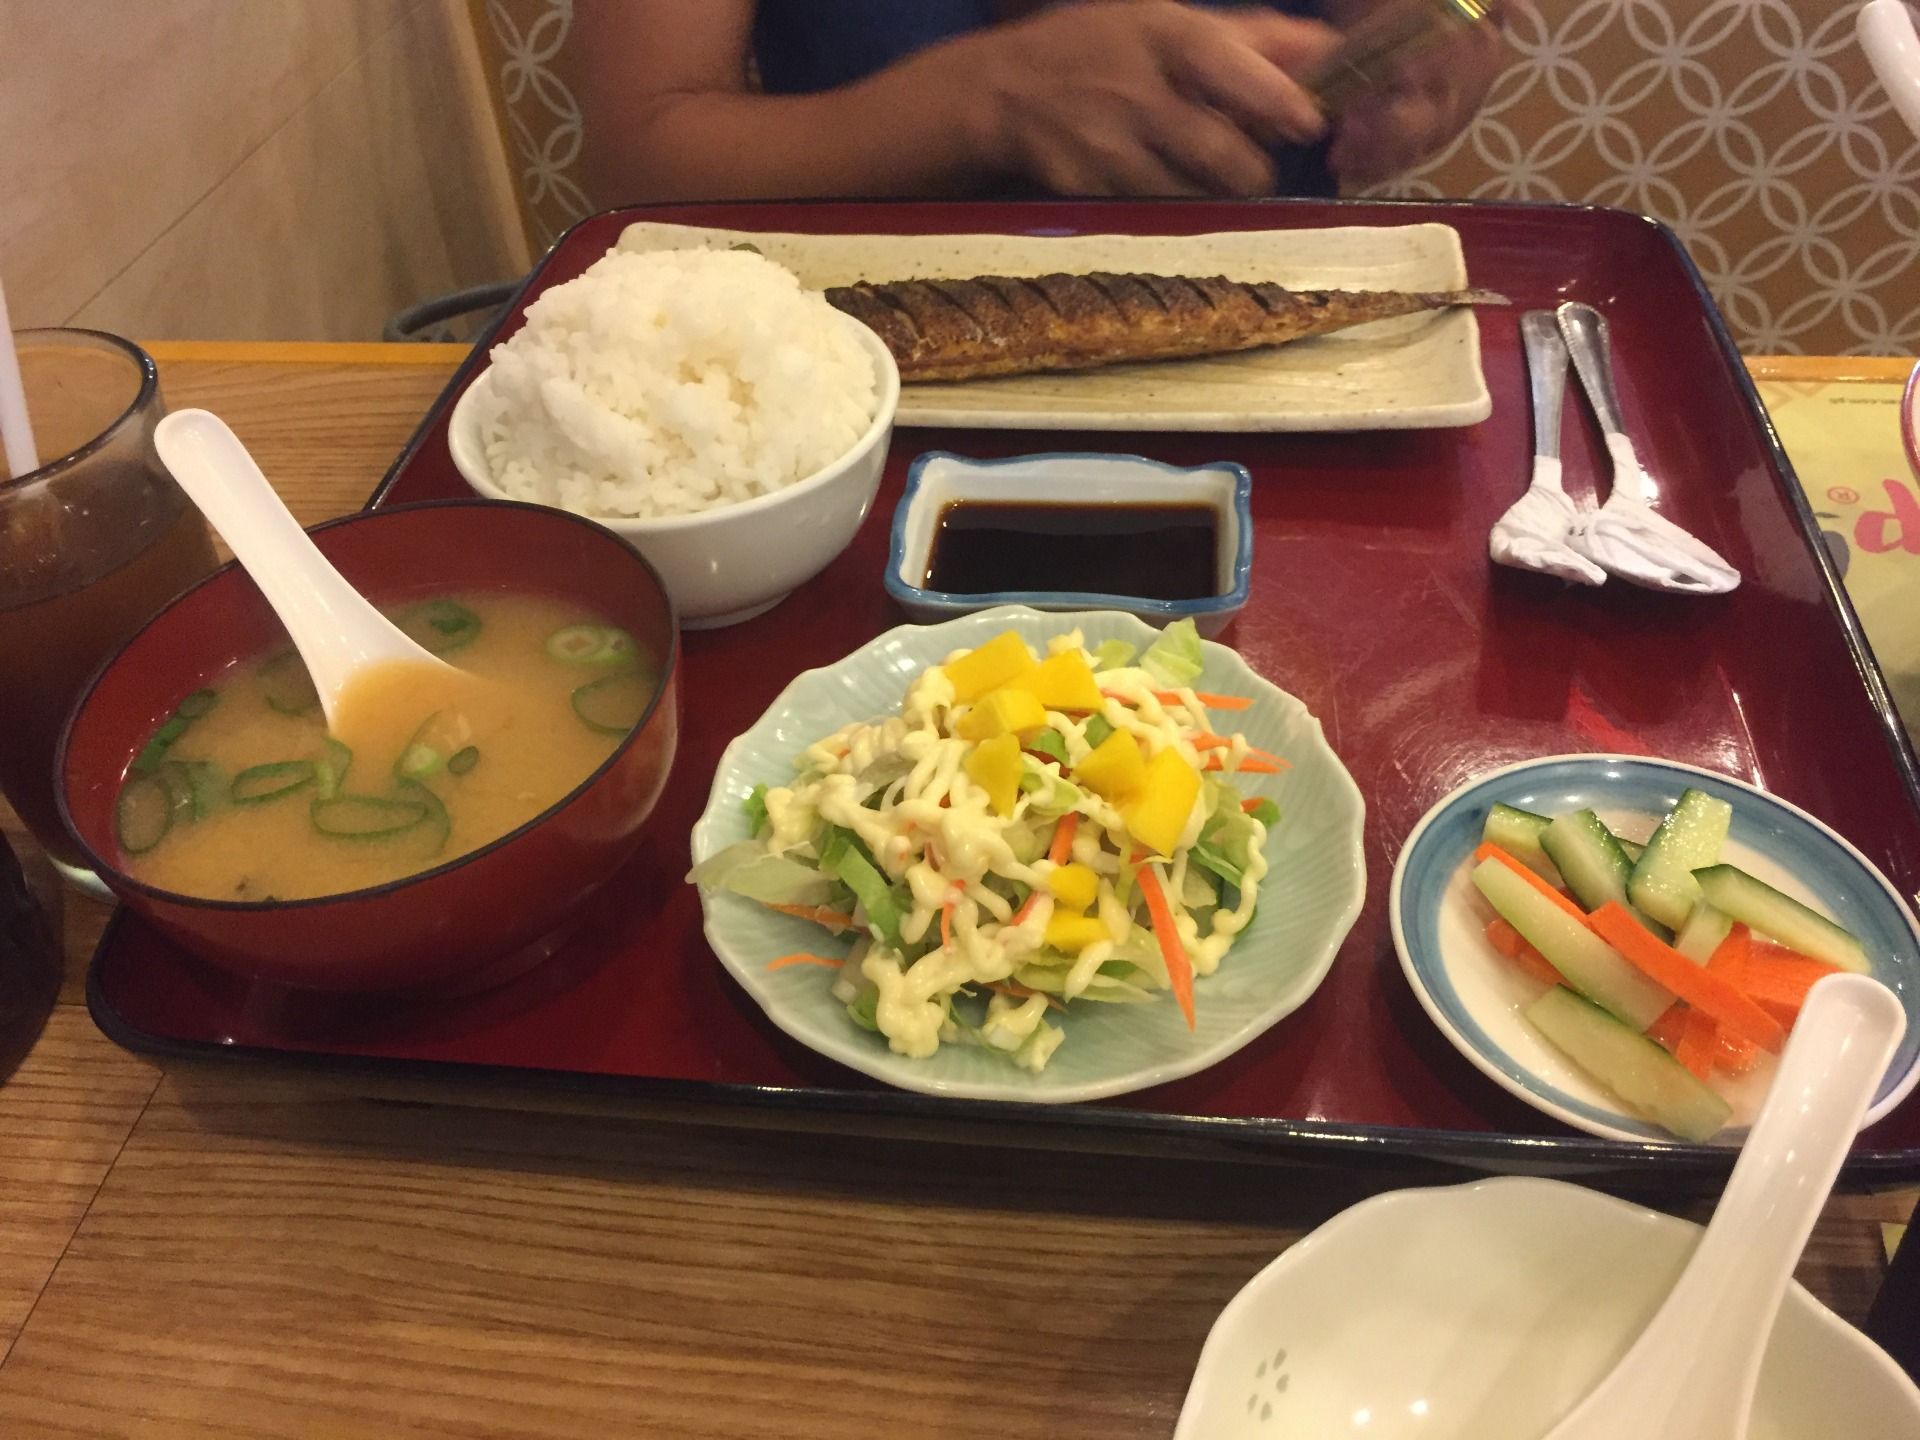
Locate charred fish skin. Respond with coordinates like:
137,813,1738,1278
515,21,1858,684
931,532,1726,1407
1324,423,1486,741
824,273,1510,382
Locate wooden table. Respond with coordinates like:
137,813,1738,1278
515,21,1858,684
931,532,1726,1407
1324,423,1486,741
1,345,1914,1437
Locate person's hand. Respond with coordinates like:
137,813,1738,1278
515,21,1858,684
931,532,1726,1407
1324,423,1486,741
959,0,1342,197
1324,2,1516,188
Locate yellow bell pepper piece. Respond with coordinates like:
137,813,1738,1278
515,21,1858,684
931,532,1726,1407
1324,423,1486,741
954,686,1048,741
1044,912,1109,954
1121,747,1203,857
1045,862,1100,913
943,631,1037,704
1076,728,1146,802
963,732,1023,817
1005,651,1103,713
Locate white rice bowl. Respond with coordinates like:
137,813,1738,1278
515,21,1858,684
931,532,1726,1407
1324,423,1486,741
475,248,879,520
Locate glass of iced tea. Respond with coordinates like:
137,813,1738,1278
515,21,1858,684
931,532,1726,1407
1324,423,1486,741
0,330,217,893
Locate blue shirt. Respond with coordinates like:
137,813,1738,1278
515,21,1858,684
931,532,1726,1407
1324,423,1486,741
751,0,1335,196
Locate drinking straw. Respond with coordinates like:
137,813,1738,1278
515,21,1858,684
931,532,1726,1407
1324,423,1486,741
0,275,41,480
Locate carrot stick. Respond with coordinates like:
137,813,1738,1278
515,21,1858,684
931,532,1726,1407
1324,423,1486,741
763,902,858,934
1736,944,1843,1020
1486,917,1562,985
1674,1009,1719,1080
1188,733,1234,750
1589,903,1787,1052
1473,842,1589,924
767,954,844,972
1136,860,1196,1030
1705,927,1758,1071
1047,812,1080,867
1159,689,1251,710
1645,1003,1689,1052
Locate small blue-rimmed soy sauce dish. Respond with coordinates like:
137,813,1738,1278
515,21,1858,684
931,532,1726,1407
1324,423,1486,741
885,451,1253,636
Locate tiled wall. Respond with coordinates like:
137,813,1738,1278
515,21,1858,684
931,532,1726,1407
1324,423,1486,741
0,0,530,342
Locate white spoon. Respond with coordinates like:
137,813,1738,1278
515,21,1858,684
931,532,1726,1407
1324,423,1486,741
1540,972,1906,1440
153,409,452,730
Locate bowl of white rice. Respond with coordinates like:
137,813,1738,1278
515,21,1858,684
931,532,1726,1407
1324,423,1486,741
450,247,898,628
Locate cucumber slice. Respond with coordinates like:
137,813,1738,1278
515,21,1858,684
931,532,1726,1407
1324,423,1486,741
1472,859,1674,1030
1541,810,1637,914
1673,901,1733,966
1693,864,1870,974
1628,789,1733,930
1526,986,1732,1142
116,775,175,854
1615,834,1645,862
1483,804,1559,881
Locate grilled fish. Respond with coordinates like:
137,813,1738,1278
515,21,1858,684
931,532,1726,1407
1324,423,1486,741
824,273,1508,383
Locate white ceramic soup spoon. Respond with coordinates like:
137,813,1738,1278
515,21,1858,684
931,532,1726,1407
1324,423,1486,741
1539,972,1906,1440
153,409,453,731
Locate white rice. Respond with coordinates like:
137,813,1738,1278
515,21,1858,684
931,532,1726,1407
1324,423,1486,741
474,248,878,520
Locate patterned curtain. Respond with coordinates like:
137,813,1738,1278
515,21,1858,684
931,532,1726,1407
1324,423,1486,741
480,0,592,249
1373,0,1920,356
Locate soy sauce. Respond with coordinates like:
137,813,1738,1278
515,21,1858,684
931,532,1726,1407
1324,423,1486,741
925,501,1219,600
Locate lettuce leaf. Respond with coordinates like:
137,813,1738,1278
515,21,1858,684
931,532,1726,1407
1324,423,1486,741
1139,618,1204,689
1092,639,1136,671
688,842,833,906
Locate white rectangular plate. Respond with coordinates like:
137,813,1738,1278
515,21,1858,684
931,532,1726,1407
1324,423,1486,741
614,219,1494,433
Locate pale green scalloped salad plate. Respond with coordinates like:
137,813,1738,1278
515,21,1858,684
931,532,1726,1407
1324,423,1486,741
689,606,1367,1103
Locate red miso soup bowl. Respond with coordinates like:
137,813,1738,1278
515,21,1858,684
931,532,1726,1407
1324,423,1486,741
58,499,680,994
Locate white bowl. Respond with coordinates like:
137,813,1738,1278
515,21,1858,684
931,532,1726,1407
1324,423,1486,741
1174,1176,1920,1440
449,316,899,629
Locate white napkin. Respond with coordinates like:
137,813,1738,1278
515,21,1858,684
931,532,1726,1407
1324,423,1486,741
1566,436,1742,595
1489,457,1607,586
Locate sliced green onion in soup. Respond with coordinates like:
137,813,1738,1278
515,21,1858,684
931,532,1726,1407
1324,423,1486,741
571,672,652,735
313,739,353,800
393,711,471,781
115,775,176,854
174,688,219,720
545,624,637,668
131,715,191,774
395,779,451,854
258,651,320,715
310,794,429,840
447,745,480,776
231,760,317,806
159,759,227,820
392,599,481,655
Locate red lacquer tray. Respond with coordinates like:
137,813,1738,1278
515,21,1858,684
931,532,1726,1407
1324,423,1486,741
88,200,1920,1185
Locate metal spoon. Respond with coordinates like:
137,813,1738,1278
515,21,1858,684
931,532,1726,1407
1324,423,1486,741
1489,312,1607,585
1557,303,1741,595
152,409,453,730
1540,973,1906,1440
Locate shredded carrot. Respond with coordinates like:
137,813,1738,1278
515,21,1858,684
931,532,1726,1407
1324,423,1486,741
1202,754,1286,774
1159,690,1252,710
1589,903,1786,1052
767,954,843,972
1012,890,1043,926
940,883,964,950
1646,1003,1689,1052
763,902,858,934
1047,812,1080,866
985,980,1067,1013
1188,733,1290,769
1189,733,1234,750
1486,916,1562,985
1240,797,1269,814
1472,842,1589,924
1136,860,1196,1030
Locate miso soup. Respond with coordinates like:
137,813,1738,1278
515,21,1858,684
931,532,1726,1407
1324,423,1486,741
114,592,656,901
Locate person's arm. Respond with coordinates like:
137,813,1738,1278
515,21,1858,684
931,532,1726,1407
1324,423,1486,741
572,0,1341,206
